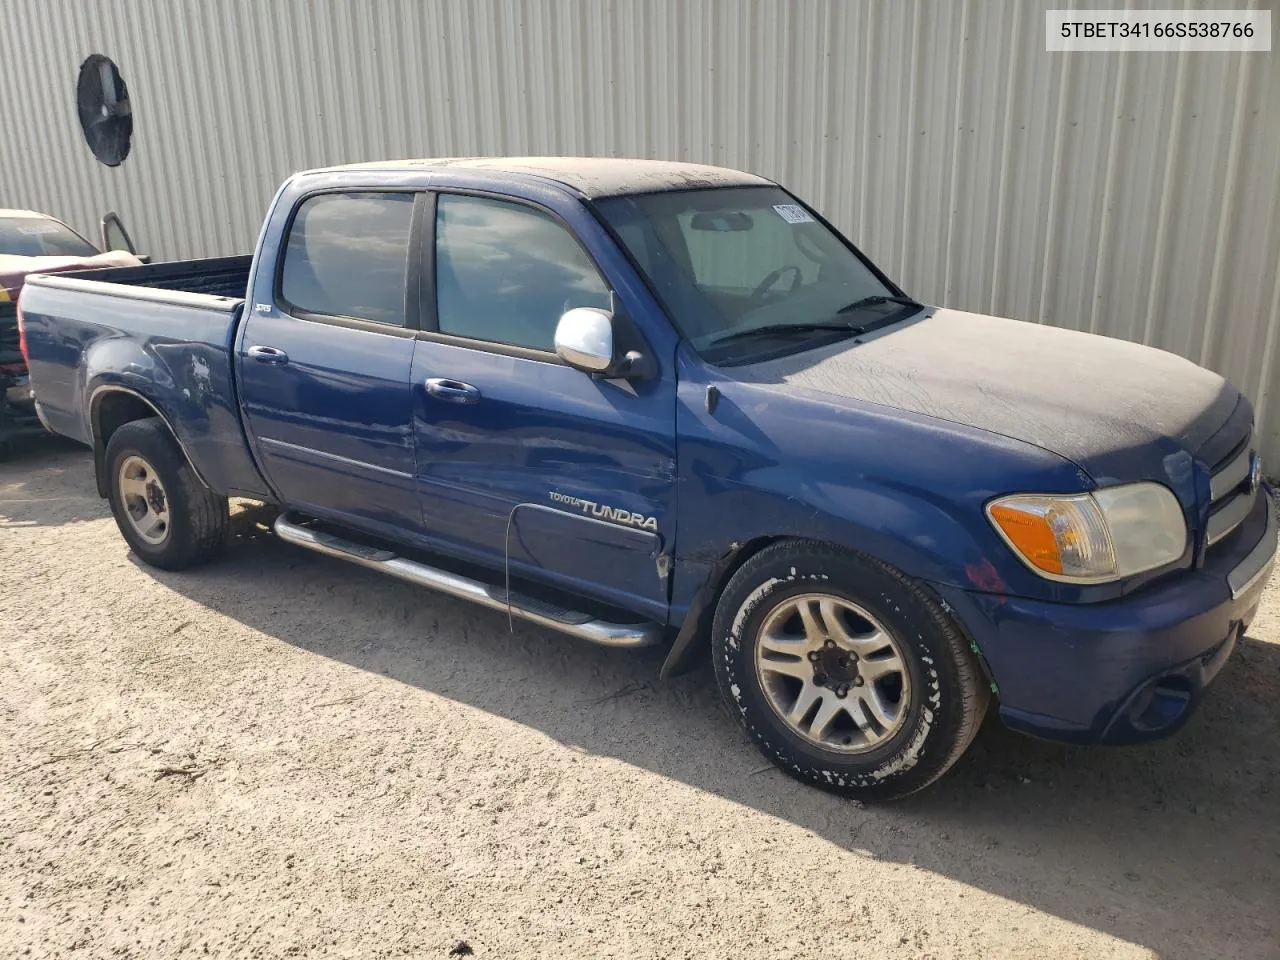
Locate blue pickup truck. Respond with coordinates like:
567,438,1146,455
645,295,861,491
18,158,1276,799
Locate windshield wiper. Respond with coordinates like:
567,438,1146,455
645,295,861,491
836,294,923,315
706,321,859,348
706,296,924,352
833,294,925,338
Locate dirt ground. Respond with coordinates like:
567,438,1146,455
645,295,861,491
1,439,1277,960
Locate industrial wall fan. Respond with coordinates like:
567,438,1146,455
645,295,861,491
76,54,132,167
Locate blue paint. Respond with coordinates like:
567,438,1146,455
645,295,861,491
238,310,419,537
19,161,1276,749
935,487,1271,742
409,335,676,622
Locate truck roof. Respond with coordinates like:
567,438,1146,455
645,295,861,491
0,209,50,219
305,156,773,199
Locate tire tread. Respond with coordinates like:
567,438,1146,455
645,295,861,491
712,538,989,801
104,418,229,570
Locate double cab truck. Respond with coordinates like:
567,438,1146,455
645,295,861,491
18,158,1276,800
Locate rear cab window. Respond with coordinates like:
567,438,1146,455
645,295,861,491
279,192,415,327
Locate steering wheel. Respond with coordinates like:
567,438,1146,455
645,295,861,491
747,265,805,306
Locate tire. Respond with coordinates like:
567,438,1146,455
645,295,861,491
104,418,229,570
712,539,989,801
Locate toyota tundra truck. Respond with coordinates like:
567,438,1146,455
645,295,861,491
17,158,1276,800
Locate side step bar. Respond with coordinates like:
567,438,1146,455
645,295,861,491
272,513,664,649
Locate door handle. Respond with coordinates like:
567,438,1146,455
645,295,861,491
425,378,481,404
246,345,289,365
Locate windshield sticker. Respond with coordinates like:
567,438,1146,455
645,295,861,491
773,204,815,224
16,223,63,235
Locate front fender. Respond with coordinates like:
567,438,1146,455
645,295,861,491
670,365,1091,620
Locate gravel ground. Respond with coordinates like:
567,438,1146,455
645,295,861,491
1,438,1278,960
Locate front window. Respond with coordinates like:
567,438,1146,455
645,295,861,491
0,216,99,258
434,194,610,353
596,186,897,363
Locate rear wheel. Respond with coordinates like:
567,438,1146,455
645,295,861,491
105,418,228,570
712,540,988,801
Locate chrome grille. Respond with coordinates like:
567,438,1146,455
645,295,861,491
1206,442,1257,547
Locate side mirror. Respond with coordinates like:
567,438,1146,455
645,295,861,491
100,211,137,254
555,307,618,375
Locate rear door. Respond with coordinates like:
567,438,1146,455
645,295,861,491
238,190,424,539
411,191,677,622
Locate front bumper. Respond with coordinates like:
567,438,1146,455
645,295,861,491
936,487,1277,744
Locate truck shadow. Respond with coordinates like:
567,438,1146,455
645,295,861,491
121,503,1280,960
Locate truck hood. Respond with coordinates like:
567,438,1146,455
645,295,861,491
735,308,1238,479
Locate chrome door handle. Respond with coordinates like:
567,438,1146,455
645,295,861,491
246,345,289,365
425,378,481,404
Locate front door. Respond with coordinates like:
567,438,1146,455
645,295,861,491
238,190,422,539
411,191,677,622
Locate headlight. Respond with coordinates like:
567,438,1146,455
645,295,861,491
986,482,1187,583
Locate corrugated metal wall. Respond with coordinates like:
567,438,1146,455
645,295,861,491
3,0,1279,458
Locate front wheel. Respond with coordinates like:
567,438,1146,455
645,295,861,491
104,418,229,570
712,540,989,801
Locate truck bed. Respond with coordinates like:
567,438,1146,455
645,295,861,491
54,255,253,300
19,254,272,499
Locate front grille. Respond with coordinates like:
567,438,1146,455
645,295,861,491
1206,438,1257,548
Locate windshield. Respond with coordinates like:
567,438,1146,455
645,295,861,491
596,186,896,362
0,216,99,258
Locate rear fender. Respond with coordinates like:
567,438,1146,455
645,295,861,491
88,383,210,497
79,304,273,500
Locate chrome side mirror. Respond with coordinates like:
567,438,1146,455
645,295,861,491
554,307,615,375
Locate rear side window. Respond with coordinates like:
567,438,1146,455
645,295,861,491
280,192,414,326
434,194,610,352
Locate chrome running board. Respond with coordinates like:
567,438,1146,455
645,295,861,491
273,513,663,649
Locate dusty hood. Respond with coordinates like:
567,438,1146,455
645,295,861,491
736,308,1238,476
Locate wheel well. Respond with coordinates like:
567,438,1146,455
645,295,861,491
90,391,164,498
704,536,785,610
661,534,1001,694
659,535,785,679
